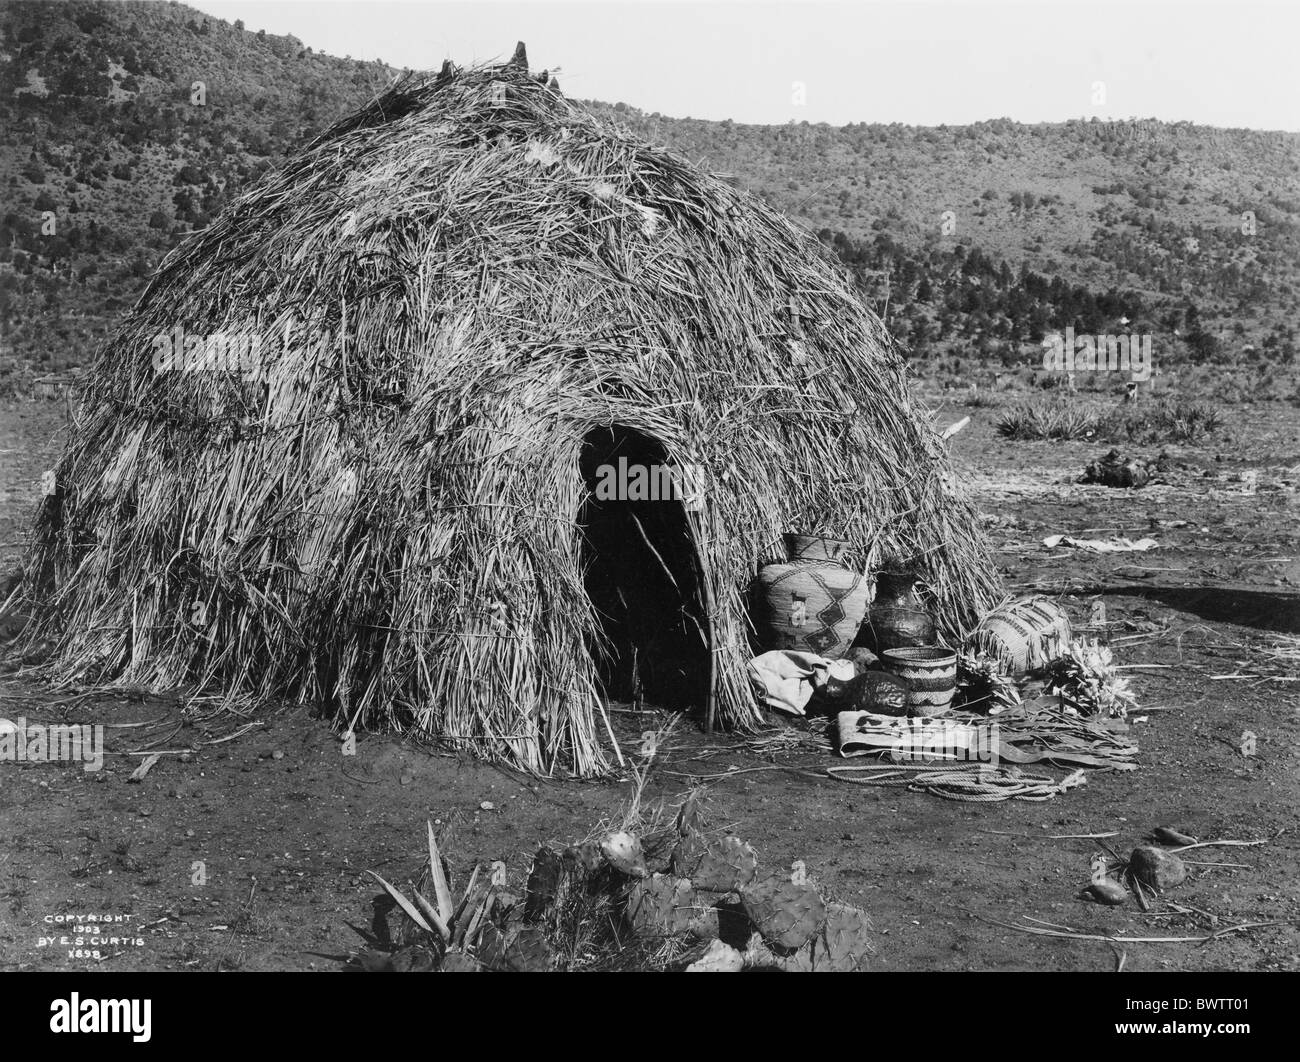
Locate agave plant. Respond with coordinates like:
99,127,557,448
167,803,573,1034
367,821,496,957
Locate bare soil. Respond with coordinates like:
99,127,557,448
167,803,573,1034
1,396,1297,972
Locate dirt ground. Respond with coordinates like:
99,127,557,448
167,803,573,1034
1,394,1297,972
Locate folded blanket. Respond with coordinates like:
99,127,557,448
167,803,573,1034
747,651,854,717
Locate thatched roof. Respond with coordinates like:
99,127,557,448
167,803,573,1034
11,48,1002,775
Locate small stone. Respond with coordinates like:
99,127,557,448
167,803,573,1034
271,750,284,760
1084,880,1128,905
179,752,194,764
1129,845,1187,890
480,801,495,811
399,772,413,786
686,939,744,972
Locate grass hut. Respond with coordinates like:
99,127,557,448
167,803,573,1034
10,48,1002,775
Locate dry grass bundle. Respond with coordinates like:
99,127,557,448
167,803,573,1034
10,48,1000,775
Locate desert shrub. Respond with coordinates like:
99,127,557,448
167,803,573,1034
1098,400,1222,443
962,388,1001,409
996,398,1098,440
997,398,1223,443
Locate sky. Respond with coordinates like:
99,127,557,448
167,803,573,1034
189,0,1300,131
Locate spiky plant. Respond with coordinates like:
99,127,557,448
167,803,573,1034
1043,639,1136,718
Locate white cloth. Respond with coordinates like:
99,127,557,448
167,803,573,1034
747,651,854,717
1043,534,1158,553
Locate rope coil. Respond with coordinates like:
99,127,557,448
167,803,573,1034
827,762,1087,802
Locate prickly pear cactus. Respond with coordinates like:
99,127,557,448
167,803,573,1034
676,791,706,835
600,830,647,878
670,828,709,879
673,832,758,893
816,902,874,971
686,897,720,941
439,950,484,973
778,943,817,972
562,842,604,875
501,925,554,972
741,873,826,951
627,874,698,938
476,922,553,972
694,837,759,893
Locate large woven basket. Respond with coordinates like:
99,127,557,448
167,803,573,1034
965,596,1072,675
755,536,868,659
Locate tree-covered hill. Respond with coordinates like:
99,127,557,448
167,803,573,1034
2,1,1297,397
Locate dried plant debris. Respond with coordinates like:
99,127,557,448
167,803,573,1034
1043,639,1137,718
956,651,1024,713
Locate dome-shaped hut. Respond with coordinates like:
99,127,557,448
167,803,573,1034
12,48,1001,774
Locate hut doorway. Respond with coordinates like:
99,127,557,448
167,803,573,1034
578,426,711,714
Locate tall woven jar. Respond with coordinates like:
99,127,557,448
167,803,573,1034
754,534,870,659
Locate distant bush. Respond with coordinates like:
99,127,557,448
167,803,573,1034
997,398,1223,443
996,398,1097,440
1102,400,1223,443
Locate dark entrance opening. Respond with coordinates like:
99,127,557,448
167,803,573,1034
578,426,711,713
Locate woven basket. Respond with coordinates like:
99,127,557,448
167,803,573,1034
755,537,868,659
783,533,850,563
880,646,957,715
965,596,1072,675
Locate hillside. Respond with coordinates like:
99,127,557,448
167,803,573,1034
0,0,394,379
586,103,1300,388
2,0,1298,397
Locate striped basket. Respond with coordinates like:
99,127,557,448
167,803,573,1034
880,646,958,716
965,596,1072,675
